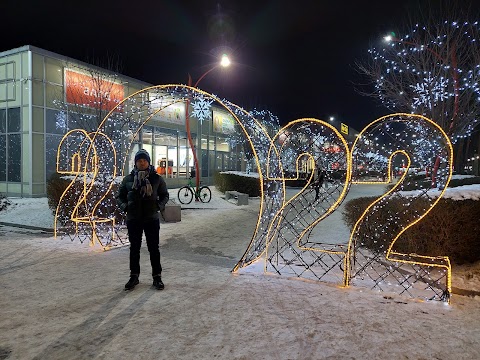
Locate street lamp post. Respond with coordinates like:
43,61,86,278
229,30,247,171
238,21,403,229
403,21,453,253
185,54,230,200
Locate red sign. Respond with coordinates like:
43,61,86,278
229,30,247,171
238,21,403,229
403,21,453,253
65,70,124,112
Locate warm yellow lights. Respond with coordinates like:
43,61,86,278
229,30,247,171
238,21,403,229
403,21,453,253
264,118,351,262
238,113,453,303
54,87,453,303
346,113,453,302
54,130,117,249
55,84,282,257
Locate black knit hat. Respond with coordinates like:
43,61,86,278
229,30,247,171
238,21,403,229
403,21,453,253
134,149,151,164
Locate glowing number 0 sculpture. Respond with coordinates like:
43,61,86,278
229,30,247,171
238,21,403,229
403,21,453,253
55,85,285,256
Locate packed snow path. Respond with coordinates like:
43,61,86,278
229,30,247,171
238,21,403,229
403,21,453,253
0,185,479,358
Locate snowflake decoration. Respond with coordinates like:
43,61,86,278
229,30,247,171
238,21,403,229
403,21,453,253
55,111,67,131
191,95,213,123
410,74,449,109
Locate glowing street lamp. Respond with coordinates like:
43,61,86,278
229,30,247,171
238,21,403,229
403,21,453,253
185,54,231,199
191,54,231,88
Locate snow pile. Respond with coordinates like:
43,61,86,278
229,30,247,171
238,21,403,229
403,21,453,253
220,170,261,178
399,184,480,200
451,174,476,180
0,197,54,228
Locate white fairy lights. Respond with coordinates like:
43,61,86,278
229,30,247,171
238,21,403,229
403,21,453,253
368,21,480,144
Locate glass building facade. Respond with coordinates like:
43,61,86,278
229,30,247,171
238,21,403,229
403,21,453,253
0,45,246,197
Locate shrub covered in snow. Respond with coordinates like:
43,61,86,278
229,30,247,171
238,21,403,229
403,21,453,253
214,172,261,197
387,175,480,191
46,172,124,225
342,196,480,264
449,176,480,188
0,193,11,212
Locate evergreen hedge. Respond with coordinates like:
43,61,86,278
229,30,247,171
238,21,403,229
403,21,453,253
213,172,261,197
46,172,124,225
342,196,480,264
0,193,11,212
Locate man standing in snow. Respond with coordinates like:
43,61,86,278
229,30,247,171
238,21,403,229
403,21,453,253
116,149,169,291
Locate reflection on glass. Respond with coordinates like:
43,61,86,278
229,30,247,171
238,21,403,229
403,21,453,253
0,109,5,133
0,135,6,181
46,109,67,134
46,135,62,180
143,126,154,144
7,107,20,132
201,150,208,177
7,134,21,182
209,150,215,177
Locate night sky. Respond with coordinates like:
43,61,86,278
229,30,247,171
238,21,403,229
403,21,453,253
2,0,479,130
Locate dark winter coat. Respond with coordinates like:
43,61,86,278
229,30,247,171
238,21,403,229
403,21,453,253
116,167,169,221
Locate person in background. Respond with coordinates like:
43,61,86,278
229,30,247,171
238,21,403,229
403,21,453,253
116,149,169,291
313,167,326,201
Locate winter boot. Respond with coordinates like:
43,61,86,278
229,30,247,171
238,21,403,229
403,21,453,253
152,275,164,290
125,275,139,290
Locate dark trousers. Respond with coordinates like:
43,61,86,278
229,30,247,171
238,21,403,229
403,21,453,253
127,218,162,277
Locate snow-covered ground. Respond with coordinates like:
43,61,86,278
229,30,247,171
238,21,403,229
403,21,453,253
0,184,480,359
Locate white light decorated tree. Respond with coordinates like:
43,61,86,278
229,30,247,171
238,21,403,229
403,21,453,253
357,9,480,172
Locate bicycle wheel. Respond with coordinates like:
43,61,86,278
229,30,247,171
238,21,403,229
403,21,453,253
198,186,212,203
177,186,194,204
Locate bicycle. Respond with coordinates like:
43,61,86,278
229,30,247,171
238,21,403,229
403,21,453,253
177,177,212,204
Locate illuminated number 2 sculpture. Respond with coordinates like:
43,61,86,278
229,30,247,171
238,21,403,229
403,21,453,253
346,113,453,302
235,114,453,303
263,119,351,284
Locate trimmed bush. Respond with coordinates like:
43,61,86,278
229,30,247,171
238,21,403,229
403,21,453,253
214,172,261,197
46,172,124,225
386,173,431,191
342,196,480,264
0,193,11,212
449,176,480,188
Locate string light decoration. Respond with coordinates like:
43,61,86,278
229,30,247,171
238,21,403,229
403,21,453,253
55,85,285,254
53,83,455,302
362,21,480,143
249,109,281,137
346,113,453,302
55,129,119,248
234,114,453,303
262,119,351,284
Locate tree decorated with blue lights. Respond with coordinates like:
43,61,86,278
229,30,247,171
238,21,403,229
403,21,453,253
358,10,480,167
